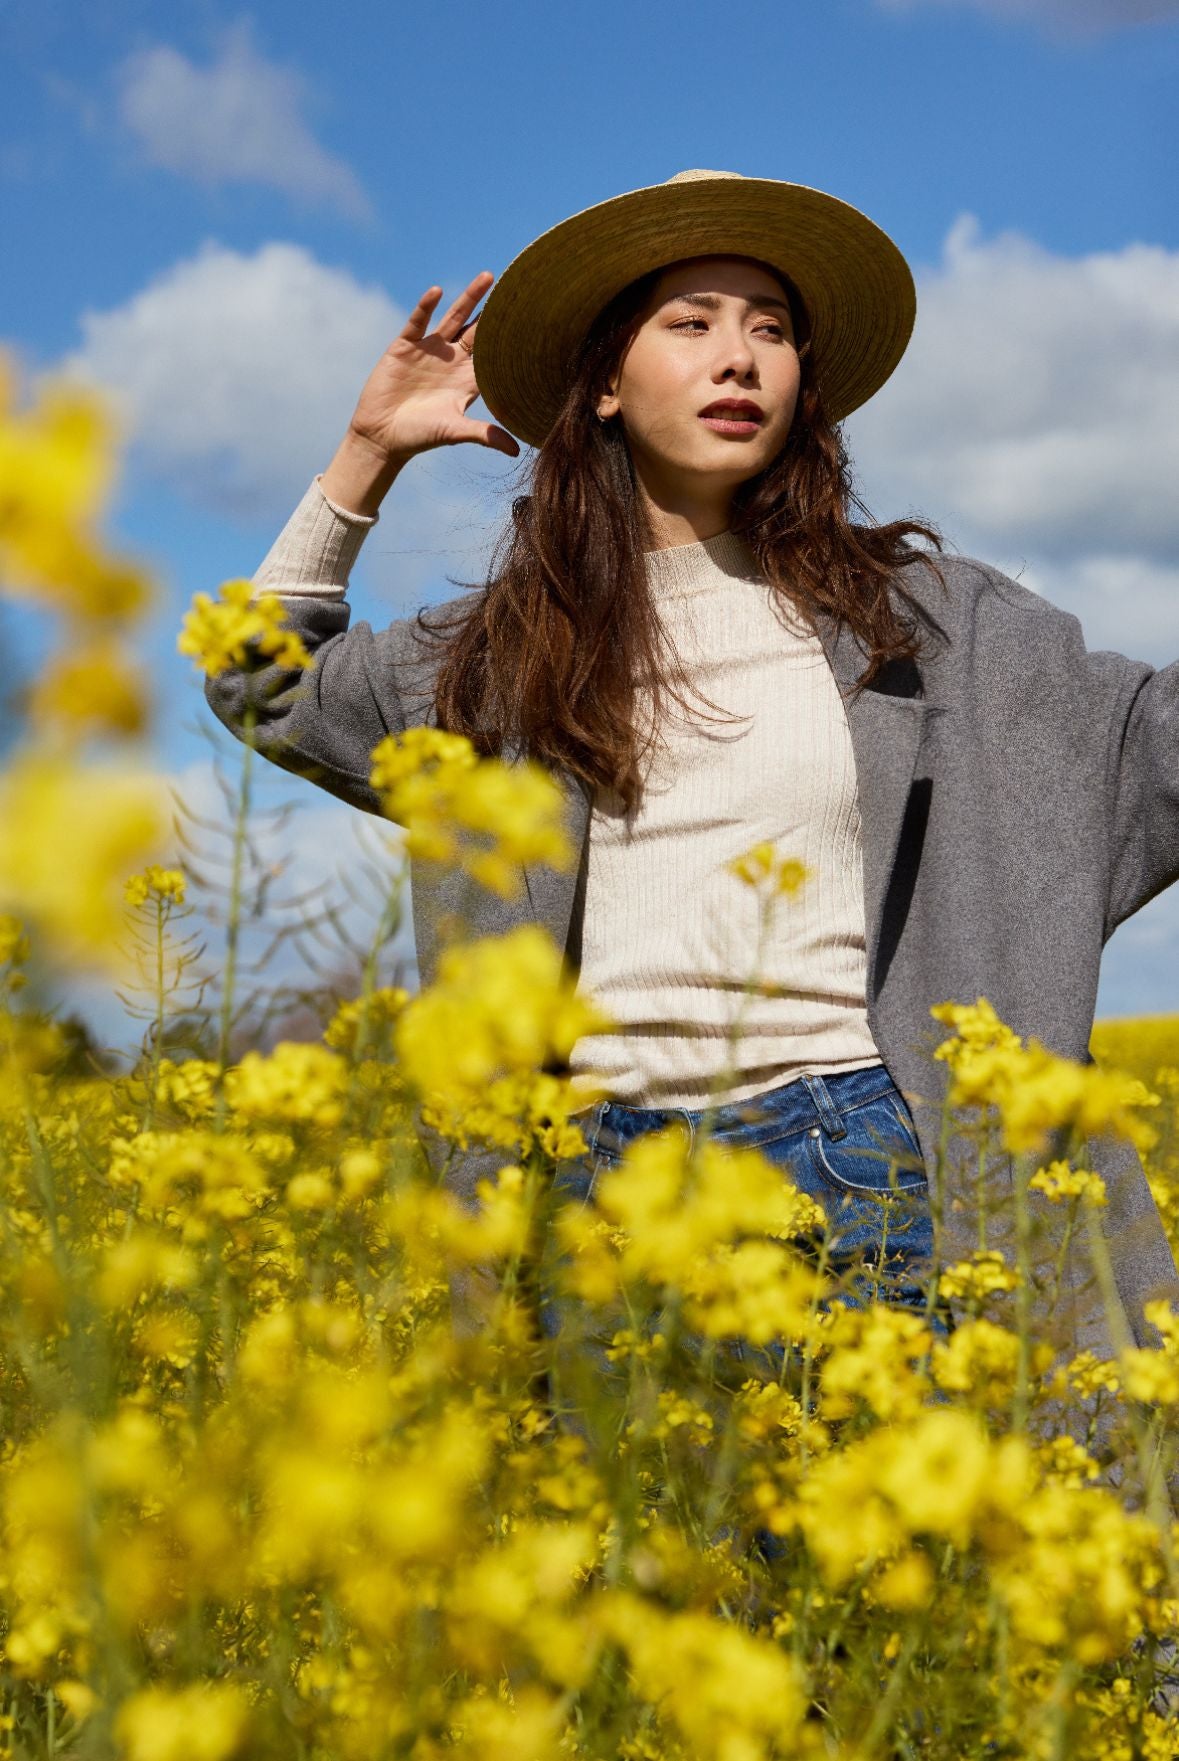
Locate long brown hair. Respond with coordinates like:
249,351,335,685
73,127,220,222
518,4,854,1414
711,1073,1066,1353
421,256,947,813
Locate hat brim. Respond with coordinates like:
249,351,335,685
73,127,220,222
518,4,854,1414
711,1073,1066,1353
472,174,916,449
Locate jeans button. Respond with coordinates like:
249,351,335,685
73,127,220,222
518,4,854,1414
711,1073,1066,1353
809,1126,820,1137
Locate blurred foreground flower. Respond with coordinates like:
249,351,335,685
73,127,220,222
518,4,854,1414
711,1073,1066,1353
395,923,610,1154
932,997,1160,1156
370,726,574,900
0,753,169,973
0,351,152,625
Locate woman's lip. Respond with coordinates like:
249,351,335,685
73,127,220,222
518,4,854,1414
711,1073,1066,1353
699,414,763,434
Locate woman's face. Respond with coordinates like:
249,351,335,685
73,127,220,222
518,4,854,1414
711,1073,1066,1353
596,254,801,501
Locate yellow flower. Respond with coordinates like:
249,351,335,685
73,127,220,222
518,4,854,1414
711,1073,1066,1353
0,753,169,972
0,355,153,623
873,1552,936,1611
727,839,810,897
0,1007,67,1076
930,1315,1055,1407
817,1301,939,1421
369,726,574,898
680,1239,824,1347
96,1230,198,1309
115,1683,250,1761
937,1250,1019,1304
932,996,1160,1156
27,636,148,740
598,1590,808,1754
177,578,312,677
224,1041,349,1128
395,925,608,1153
323,984,409,1056
1029,1157,1107,1205
124,864,187,906
1118,1347,1179,1405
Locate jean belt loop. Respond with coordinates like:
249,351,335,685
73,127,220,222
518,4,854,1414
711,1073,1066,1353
802,1073,847,1140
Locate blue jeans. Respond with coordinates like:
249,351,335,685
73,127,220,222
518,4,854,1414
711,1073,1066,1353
536,1062,953,1436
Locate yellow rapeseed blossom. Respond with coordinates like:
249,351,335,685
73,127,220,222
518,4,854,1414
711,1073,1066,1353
0,1007,67,1077
124,864,187,907
990,1487,1163,1664
817,1301,942,1422
593,1128,828,1290
224,1041,350,1129
937,1249,1020,1304
394,925,608,1153
1029,1157,1108,1205
931,1316,1055,1408
96,1230,198,1309
727,839,810,897
597,1589,809,1757
369,726,574,899
932,997,1160,1156
151,1057,219,1119
0,352,153,624
108,1129,271,1220
324,985,410,1056
679,1238,825,1347
0,753,169,971
115,1682,251,1761
177,577,312,677
27,635,148,740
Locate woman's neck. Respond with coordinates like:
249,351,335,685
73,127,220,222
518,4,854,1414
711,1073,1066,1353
632,467,736,552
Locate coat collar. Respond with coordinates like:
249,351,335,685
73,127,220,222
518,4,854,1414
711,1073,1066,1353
522,602,940,1000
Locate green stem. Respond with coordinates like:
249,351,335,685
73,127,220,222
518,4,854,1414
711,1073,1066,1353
216,703,256,1118
1083,1201,1179,1599
141,895,167,1132
1011,1151,1034,1433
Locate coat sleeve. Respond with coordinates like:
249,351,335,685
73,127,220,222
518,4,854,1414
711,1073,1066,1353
203,596,417,817
1089,645,1179,938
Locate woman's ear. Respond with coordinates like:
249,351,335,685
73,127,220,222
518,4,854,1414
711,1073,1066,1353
596,386,620,422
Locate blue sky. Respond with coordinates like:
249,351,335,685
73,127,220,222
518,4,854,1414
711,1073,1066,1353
4,0,1179,1044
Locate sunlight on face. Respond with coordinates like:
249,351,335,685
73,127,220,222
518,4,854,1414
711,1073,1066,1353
596,255,802,515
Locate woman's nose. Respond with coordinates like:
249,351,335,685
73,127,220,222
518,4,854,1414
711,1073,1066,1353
713,330,757,380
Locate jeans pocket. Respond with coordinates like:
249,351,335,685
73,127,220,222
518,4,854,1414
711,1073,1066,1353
807,1093,928,1199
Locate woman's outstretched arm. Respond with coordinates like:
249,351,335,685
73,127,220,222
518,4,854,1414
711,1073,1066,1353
201,272,520,814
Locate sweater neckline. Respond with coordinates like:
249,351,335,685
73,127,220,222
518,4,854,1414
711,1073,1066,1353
643,528,763,599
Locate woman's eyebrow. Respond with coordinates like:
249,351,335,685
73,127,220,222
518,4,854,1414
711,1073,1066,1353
658,291,793,315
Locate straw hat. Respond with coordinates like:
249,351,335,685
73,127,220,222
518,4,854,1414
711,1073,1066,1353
471,168,916,451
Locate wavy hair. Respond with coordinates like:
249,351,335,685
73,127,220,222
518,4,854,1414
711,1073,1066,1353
421,257,947,813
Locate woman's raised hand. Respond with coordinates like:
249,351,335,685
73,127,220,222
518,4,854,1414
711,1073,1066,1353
347,271,520,465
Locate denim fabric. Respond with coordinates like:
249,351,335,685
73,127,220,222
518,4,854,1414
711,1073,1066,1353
536,1061,954,1434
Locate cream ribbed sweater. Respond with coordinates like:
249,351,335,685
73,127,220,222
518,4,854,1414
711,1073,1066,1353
249,478,883,1109
570,527,881,1109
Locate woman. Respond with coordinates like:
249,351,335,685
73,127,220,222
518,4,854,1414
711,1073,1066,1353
206,170,1179,1417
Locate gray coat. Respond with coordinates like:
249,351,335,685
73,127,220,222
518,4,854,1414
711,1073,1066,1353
204,549,1179,1392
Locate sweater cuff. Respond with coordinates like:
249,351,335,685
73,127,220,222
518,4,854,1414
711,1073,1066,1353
250,475,378,599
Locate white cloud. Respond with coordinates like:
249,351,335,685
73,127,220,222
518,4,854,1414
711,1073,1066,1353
55,239,518,605
115,20,371,220
845,214,1179,661
874,0,1179,32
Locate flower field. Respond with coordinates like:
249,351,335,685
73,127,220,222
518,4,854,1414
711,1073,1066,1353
3,352,1179,1759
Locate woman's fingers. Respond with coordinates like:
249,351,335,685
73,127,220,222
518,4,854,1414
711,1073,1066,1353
396,272,495,349
466,419,520,457
434,270,494,340
399,286,444,343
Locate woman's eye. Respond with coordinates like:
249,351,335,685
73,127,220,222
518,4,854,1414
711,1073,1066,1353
670,319,785,338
